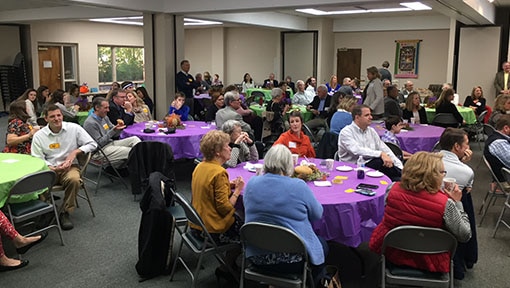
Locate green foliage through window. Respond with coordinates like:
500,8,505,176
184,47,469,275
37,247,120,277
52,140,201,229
98,46,144,83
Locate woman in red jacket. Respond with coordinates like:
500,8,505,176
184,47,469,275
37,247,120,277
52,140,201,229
369,152,471,273
273,110,315,158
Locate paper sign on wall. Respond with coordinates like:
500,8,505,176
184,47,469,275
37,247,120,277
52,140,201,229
43,61,52,68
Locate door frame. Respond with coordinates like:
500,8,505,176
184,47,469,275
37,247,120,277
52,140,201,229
37,43,78,90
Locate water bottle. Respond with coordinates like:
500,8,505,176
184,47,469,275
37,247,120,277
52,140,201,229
357,156,365,179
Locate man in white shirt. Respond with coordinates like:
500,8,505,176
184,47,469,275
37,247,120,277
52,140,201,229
439,128,476,280
32,104,98,230
338,104,403,181
292,80,315,105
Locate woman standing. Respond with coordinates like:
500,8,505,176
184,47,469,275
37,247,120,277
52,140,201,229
436,88,464,127
242,73,255,93
3,100,39,154
273,110,315,158
127,91,152,123
463,86,486,116
18,88,39,127
402,91,428,124
363,66,384,119
221,120,258,167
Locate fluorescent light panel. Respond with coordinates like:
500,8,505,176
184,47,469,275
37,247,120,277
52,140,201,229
89,17,222,26
296,2,431,15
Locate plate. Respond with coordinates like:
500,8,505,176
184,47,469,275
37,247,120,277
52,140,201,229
247,167,256,173
336,165,353,172
366,171,384,178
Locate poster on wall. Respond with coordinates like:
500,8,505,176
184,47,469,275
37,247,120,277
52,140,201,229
394,39,422,79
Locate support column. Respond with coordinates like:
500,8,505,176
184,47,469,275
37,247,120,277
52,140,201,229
210,27,225,83
445,17,456,84
308,18,334,84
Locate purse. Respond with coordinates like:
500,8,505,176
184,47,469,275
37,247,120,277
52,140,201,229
321,265,342,288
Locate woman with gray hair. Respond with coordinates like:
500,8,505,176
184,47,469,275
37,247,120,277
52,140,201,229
221,120,258,167
265,87,290,134
243,144,327,286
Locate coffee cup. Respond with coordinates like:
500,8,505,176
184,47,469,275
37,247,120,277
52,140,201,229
254,163,264,176
410,117,416,124
326,159,334,171
443,178,456,192
291,154,299,166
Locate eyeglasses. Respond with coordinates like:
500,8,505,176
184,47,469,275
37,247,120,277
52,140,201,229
439,170,447,176
232,98,240,102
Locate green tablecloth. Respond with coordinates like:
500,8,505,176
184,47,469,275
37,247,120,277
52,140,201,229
77,111,89,126
425,106,477,125
0,153,49,208
249,104,313,122
246,88,294,101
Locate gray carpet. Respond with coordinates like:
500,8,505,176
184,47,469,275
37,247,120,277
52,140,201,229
1,114,509,287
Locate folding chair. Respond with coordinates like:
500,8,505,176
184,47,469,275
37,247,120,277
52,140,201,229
465,110,488,149
381,225,457,288
169,192,239,288
239,222,313,288
483,123,495,137
479,156,510,226
85,146,129,194
5,170,65,246
302,123,319,152
51,152,95,217
432,141,442,152
384,142,404,162
432,113,460,128
492,167,510,237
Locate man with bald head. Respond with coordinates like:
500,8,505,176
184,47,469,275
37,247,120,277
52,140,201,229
305,84,331,135
398,80,415,103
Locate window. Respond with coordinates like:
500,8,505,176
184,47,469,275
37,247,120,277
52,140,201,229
98,46,144,83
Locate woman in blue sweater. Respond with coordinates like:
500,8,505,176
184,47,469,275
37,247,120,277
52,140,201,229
244,144,327,285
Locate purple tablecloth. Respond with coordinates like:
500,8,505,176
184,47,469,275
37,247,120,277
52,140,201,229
371,123,445,153
227,159,390,247
120,121,215,159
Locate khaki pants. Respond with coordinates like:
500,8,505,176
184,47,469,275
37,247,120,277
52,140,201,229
55,165,81,213
97,136,141,168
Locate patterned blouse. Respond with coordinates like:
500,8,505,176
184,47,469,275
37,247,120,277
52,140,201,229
3,118,32,154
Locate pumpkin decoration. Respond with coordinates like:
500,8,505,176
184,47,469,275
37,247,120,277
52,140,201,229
165,113,182,128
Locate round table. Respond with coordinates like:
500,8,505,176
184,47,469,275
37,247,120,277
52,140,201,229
77,111,89,126
120,121,216,159
227,159,390,247
246,88,294,101
425,106,476,124
0,153,48,207
371,123,445,153
249,104,313,123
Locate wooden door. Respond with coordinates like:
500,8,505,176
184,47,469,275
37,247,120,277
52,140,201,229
38,46,62,91
336,48,361,81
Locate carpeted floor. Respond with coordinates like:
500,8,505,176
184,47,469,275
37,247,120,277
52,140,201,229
0,114,509,287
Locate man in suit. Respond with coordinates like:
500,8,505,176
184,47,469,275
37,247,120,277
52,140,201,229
305,84,331,135
494,61,510,96
263,73,278,89
107,89,135,128
175,59,198,116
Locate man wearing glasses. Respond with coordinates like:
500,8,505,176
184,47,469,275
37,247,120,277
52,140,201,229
215,91,253,135
107,89,134,127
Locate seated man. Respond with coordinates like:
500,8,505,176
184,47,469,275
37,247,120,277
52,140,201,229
484,114,510,185
384,85,402,118
381,116,412,160
292,80,315,105
31,104,98,230
83,97,141,169
439,127,476,280
107,89,135,127
168,92,190,121
305,84,331,135
215,91,254,135
338,104,403,181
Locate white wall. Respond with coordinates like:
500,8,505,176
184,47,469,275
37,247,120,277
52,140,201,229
0,25,21,65
29,21,143,89
334,29,450,90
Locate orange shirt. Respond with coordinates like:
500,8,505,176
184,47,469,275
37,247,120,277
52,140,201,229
273,130,316,158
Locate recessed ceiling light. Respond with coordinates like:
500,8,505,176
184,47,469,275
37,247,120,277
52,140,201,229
296,1,432,16
183,18,223,26
89,17,142,26
400,2,432,10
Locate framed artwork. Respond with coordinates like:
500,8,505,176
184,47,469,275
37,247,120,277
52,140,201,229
394,40,422,78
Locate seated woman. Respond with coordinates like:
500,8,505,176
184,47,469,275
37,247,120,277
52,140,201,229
0,210,46,271
136,86,154,114
274,111,316,158
435,88,463,127
463,86,486,116
326,75,341,94
35,85,50,115
370,152,471,274
168,92,190,121
244,144,327,286
3,100,40,154
17,88,39,128
47,89,79,122
402,91,428,124
330,96,357,135
205,88,224,122
191,130,244,271
488,94,510,127
127,91,152,123
266,87,290,135
221,120,258,168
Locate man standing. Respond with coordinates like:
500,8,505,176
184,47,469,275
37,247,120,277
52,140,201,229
305,84,331,134
176,60,198,116
379,60,392,82
107,89,134,127
338,104,402,181
384,85,402,118
32,105,97,230
83,97,141,169
263,73,279,89
439,128,476,280
494,61,510,96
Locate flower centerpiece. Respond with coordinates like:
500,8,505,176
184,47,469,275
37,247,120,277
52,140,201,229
165,113,185,129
